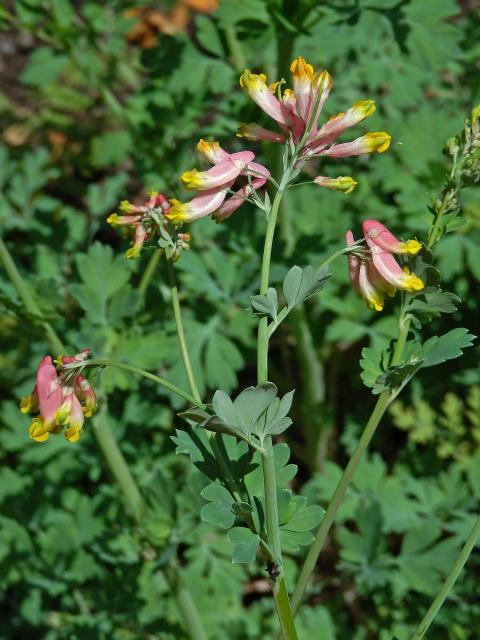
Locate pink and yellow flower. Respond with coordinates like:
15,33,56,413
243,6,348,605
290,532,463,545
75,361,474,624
238,56,392,193
346,220,423,311
20,350,97,443
107,192,171,259
167,141,270,225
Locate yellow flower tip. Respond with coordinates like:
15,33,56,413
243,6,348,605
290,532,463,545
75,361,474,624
268,81,280,94
337,176,358,194
20,396,33,414
181,169,202,190
316,176,358,193
402,268,424,292
368,296,384,312
54,405,71,426
197,138,219,154
402,239,422,256
167,199,189,225
147,189,159,198
239,70,267,90
83,407,93,417
119,200,132,213
471,105,480,124
107,213,120,227
290,56,314,79
29,418,49,442
353,99,376,118
315,70,333,92
64,425,82,443
125,245,141,259
365,132,392,153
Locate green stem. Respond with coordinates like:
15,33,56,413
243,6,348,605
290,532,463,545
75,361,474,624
258,187,285,382
167,261,202,403
166,259,244,504
290,316,411,614
166,565,209,640
262,442,283,563
139,249,162,297
257,184,299,640
93,402,145,521
0,235,208,640
224,25,246,73
410,513,480,639
83,359,204,408
0,236,64,355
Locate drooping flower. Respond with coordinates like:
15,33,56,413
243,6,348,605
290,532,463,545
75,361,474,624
107,191,191,259
238,56,392,193
107,192,170,258
346,221,423,311
167,140,270,224
20,350,96,443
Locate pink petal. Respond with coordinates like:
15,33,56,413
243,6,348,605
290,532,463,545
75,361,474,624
36,356,64,426
345,230,360,289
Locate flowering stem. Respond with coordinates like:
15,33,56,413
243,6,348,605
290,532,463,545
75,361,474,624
167,260,202,403
82,359,205,408
409,513,480,639
139,249,162,297
290,314,411,615
166,259,244,503
257,182,299,640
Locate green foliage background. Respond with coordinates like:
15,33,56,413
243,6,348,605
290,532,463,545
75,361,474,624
0,1,479,638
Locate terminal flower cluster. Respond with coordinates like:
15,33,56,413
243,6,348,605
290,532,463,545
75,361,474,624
238,56,391,193
20,350,96,443
346,220,424,311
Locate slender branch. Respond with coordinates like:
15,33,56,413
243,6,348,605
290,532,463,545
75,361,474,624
80,359,204,408
257,182,299,640
139,249,162,297
166,565,208,640
167,260,202,402
410,514,480,639
290,314,411,614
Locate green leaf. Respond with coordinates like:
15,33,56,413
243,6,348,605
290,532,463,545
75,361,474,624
407,287,461,326
209,384,294,446
278,493,324,552
250,287,278,320
420,329,476,368
360,346,389,392
227,527,260,563
201,483,235,529
215,0,270,28
195,15,224,57
283,265,330,310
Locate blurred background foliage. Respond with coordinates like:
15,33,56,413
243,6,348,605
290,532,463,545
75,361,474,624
0,0,479,638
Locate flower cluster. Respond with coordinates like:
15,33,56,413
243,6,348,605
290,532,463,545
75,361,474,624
238,56,391,192
167,139,270,224
20,350,96,443
346,220,424,311
107,191,191,259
